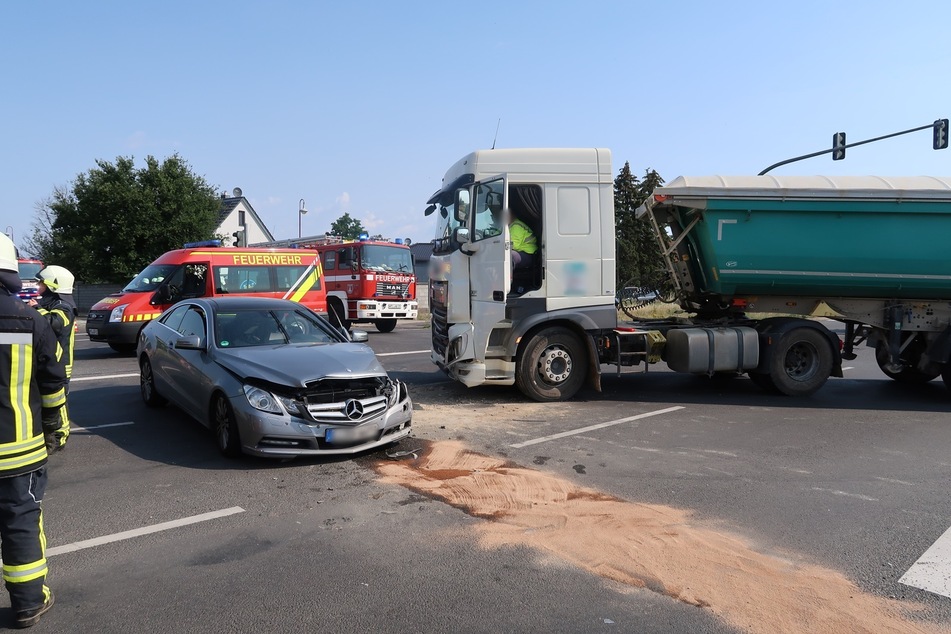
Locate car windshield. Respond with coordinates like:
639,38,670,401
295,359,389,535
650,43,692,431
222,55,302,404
215,308,339,348
124,264,180,292
360,244,412,272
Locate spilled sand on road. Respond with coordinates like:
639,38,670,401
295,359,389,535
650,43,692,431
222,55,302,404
375,440,944,634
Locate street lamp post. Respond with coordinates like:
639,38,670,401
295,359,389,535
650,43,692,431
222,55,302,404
298,199,308,238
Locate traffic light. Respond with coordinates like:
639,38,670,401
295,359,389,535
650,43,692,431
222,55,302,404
832,132,846,160
232,229,246,247
934,119,949,150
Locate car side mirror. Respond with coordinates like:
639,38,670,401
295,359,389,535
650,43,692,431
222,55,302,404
349,329,369,343
174,335,205,350
151,286,170,306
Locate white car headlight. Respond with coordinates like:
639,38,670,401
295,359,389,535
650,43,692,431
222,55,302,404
276,395,303,417
109,304,128,323
243,385,282,414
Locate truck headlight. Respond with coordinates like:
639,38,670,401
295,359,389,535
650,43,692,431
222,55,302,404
243,385,282,414
109,305,128,323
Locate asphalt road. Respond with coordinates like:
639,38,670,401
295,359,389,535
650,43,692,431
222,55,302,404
12,321,951,633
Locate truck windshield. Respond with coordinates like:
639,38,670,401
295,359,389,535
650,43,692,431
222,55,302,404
123,264,180,292
361,245,413,272
17,262,43,281
431,191,468,255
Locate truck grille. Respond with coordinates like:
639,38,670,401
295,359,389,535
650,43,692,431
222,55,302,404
375,281,409,297
432,303,448,358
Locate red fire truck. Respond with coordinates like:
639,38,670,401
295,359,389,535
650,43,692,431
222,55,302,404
17,258,44,303
303,236,417,332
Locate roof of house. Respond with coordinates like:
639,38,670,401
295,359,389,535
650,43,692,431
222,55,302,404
218,196,275,241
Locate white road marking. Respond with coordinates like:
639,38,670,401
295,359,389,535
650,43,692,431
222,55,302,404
873,476,915,486
46,507,246,558
72,373,139,382
900,524,951,599
811,487,878,502
72,422,135,432
375,349,430,357
509,406,686,449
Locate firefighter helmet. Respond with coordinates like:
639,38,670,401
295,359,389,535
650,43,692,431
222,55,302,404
0,233,16,273
36,265,75,294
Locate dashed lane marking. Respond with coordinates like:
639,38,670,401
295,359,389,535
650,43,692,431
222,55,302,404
900,524,951,599
47,507,246,558
72,422,135,432
72,373,139,382
509,406,686,449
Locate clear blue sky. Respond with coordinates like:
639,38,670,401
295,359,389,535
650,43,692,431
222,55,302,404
2,1,949,251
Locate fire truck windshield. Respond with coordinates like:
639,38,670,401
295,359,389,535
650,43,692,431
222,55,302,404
123,264,180,292
17,261,42,281
361,244,412,273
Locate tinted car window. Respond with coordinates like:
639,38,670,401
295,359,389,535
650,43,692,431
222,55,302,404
160,304,190,332
177,307,206,338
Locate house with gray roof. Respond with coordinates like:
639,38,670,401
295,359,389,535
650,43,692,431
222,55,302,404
218,188,275,245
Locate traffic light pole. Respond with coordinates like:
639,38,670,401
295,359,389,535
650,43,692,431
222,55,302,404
758,119,947,176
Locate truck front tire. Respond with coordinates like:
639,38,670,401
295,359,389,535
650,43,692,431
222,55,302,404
767,328,833,396
515,327,587,402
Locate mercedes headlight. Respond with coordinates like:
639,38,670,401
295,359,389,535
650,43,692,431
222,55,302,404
243,385,282,414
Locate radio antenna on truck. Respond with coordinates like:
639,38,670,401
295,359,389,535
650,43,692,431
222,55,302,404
491,118,501,150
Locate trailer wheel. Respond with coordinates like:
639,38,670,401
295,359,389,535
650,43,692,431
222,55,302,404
875,343,940,383
768,328,833,396
515,327,587,402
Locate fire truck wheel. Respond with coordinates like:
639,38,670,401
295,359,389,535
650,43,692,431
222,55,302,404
375,319,397,333
515,327,587,402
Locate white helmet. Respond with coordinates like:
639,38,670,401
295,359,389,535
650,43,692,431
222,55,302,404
0,233,16,273
36,265,75,294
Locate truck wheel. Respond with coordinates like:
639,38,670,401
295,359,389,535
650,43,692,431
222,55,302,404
375,319,397,333
515,327,587,402
328,300,351,331
875,343,940,383
768,328,833,396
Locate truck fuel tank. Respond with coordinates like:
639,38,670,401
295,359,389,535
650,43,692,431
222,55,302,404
665,327,759,374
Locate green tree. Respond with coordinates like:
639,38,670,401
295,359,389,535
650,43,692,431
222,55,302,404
614,163,664,288
26,155,220,283
329,213,366,240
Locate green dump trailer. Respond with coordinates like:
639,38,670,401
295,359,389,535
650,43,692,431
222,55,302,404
633,174,951,395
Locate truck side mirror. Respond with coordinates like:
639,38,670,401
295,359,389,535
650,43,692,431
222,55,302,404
454,227,471,246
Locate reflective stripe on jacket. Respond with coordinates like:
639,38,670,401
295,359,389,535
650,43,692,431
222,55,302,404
0,293,67,475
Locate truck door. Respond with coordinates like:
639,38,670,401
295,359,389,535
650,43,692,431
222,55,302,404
467,177,510,360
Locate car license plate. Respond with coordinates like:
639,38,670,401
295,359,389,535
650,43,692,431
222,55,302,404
88,328,99,336
325,424,377,445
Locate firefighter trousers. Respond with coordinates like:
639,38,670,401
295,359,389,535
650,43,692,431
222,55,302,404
0,468,49,612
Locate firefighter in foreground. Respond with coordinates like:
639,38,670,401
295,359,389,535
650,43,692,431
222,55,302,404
30,266,77,452
0,234,66,628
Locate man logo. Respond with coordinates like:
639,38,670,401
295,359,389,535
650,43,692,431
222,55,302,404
344,399,364,421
